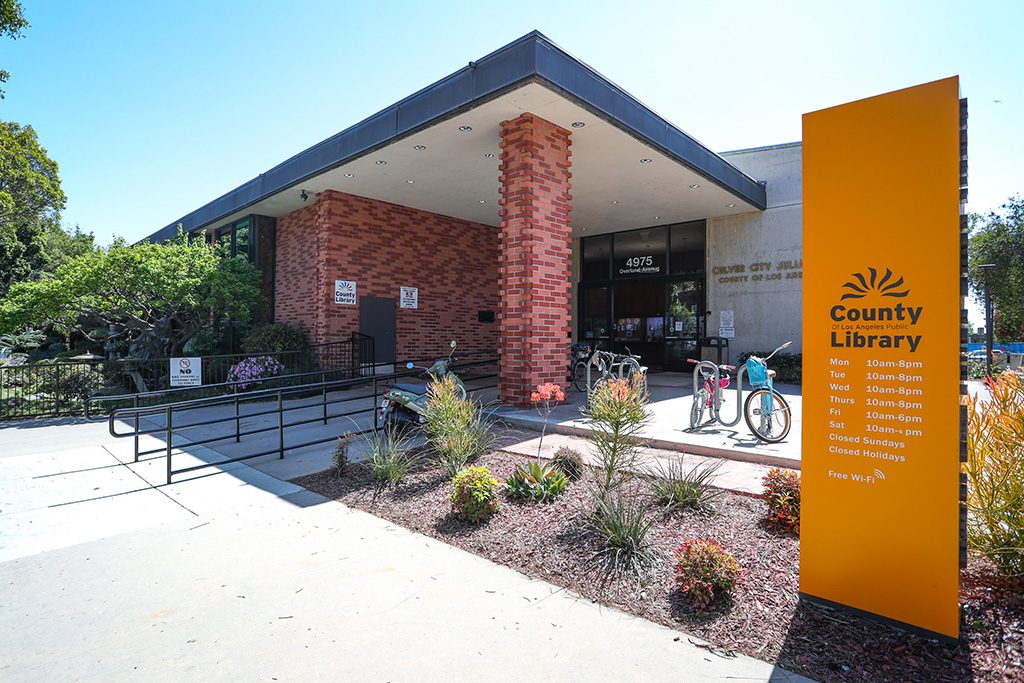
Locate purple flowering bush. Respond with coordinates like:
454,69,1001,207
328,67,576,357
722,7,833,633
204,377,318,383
227,356,284,390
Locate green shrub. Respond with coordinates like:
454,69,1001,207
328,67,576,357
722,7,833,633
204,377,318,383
738,351,802,384
241,323,309,354
367,426,419,492
965,372,1024,577
674,537,743,609
450,466,499,523
39,365,104,399
762,467,801,530
646,459,723,511
551,446,585,480
585,491,658,573
505,460,568,503
182,326,225,355
580,376,652,494
332,434,354,477
424,374,493,477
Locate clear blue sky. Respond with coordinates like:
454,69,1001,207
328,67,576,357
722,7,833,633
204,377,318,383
4,0,1021,322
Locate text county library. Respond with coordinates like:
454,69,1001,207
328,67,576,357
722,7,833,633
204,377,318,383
145,32,803,406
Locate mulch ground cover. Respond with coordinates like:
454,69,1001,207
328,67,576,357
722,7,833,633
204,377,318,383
294,449,1023,682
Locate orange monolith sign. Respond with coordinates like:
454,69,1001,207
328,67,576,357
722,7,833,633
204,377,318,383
801,77,962,640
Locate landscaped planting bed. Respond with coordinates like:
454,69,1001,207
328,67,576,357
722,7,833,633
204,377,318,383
294,447,1023,683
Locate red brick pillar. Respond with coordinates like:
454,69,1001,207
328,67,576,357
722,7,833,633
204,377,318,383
497,113,573,407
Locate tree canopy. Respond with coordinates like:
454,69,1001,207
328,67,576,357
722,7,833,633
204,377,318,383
968,195,1024,342
0,120,71,296
0,0,28,99
0,232,266,356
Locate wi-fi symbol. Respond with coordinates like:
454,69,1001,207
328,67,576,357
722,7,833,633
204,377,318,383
874,469,886,480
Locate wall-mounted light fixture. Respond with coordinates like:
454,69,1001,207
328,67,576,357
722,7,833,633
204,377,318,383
300,189,310,202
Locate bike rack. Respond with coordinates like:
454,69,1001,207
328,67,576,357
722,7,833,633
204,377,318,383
690,360,747,428
584,352,640,400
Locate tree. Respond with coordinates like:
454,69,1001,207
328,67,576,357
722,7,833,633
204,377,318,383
0,231,266,356
42,223,95,272
968,196,1024,342
0,121,67,295
0,1,29,99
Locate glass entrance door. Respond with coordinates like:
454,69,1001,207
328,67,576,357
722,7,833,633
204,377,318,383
579,285,611,350
612,280,666,371
665,279,703,371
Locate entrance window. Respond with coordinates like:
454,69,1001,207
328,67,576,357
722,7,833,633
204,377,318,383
613,226,667,278
670,221,705,275
582,234,611,281
580,286,610,342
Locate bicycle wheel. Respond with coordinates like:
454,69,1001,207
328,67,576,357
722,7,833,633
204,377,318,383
572,361,588,392
690,388,708,429
743,389,791,443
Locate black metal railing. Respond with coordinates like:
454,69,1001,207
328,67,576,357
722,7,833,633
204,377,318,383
104,356,499,484
0,335,375,421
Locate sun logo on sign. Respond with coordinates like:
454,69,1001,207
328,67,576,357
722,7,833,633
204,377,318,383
840,267,910,301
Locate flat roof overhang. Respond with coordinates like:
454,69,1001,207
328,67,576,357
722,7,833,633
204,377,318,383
145,31,767,243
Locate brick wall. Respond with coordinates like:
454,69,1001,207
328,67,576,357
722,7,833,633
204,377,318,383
274,204,319,333
498,113,573,406
274,190,499,362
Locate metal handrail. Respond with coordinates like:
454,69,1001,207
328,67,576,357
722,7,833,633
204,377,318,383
107,356,499,483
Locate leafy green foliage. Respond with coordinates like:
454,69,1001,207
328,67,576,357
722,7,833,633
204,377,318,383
645,459,723,512
0,326,43,351
505,460,568,503
0,121,67,295
241,323,309,354
367,426,419,493
585,491,658,573
969,196,1024,341
424,374,493,478
674,538,743,609
965,372,1024,577
737,351,802,384
762,467,801,530
0,231,265,355
580,377,651,494
0,1,28,99
551,446,585,480
450,465,499,523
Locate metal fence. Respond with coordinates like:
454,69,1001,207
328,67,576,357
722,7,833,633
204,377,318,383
102,356,500,483
0,334,375,421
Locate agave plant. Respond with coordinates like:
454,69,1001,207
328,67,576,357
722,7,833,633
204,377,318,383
505,460,569,503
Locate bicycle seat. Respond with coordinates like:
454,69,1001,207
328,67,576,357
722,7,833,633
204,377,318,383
767,369,777,378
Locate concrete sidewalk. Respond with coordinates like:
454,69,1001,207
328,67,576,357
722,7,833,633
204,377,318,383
498,373,803,469
0,417,810,682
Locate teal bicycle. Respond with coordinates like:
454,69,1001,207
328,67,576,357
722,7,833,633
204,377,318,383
687,341,792,443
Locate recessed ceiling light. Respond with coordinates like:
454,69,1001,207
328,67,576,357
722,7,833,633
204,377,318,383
407,179,414,184
727,203,736,208
413,144,426,150
344,173,355,178
484,153,495,158
580,227,588,231
689,183,701,189
479,200,486,204
653,216,661,220
571,121,585,128
375,160,387,165
459,125,473,132
640,158,652,164
610,200,619,204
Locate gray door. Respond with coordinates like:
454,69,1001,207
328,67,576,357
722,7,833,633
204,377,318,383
359,297,396,364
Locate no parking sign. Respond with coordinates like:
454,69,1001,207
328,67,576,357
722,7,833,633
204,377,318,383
170,357,202,387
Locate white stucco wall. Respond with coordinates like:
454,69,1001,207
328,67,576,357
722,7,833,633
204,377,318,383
706,143,803,360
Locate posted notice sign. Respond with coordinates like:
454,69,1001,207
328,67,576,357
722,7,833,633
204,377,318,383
801,77,962,639
335,280,356,305
400,286,418,309
170,357,202,387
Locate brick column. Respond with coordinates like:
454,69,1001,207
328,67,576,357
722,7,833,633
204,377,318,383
497,113,573,407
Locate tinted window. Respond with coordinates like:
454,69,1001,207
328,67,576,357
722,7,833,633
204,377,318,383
670,221,705,274
581,235,611,281
613,226,667,278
